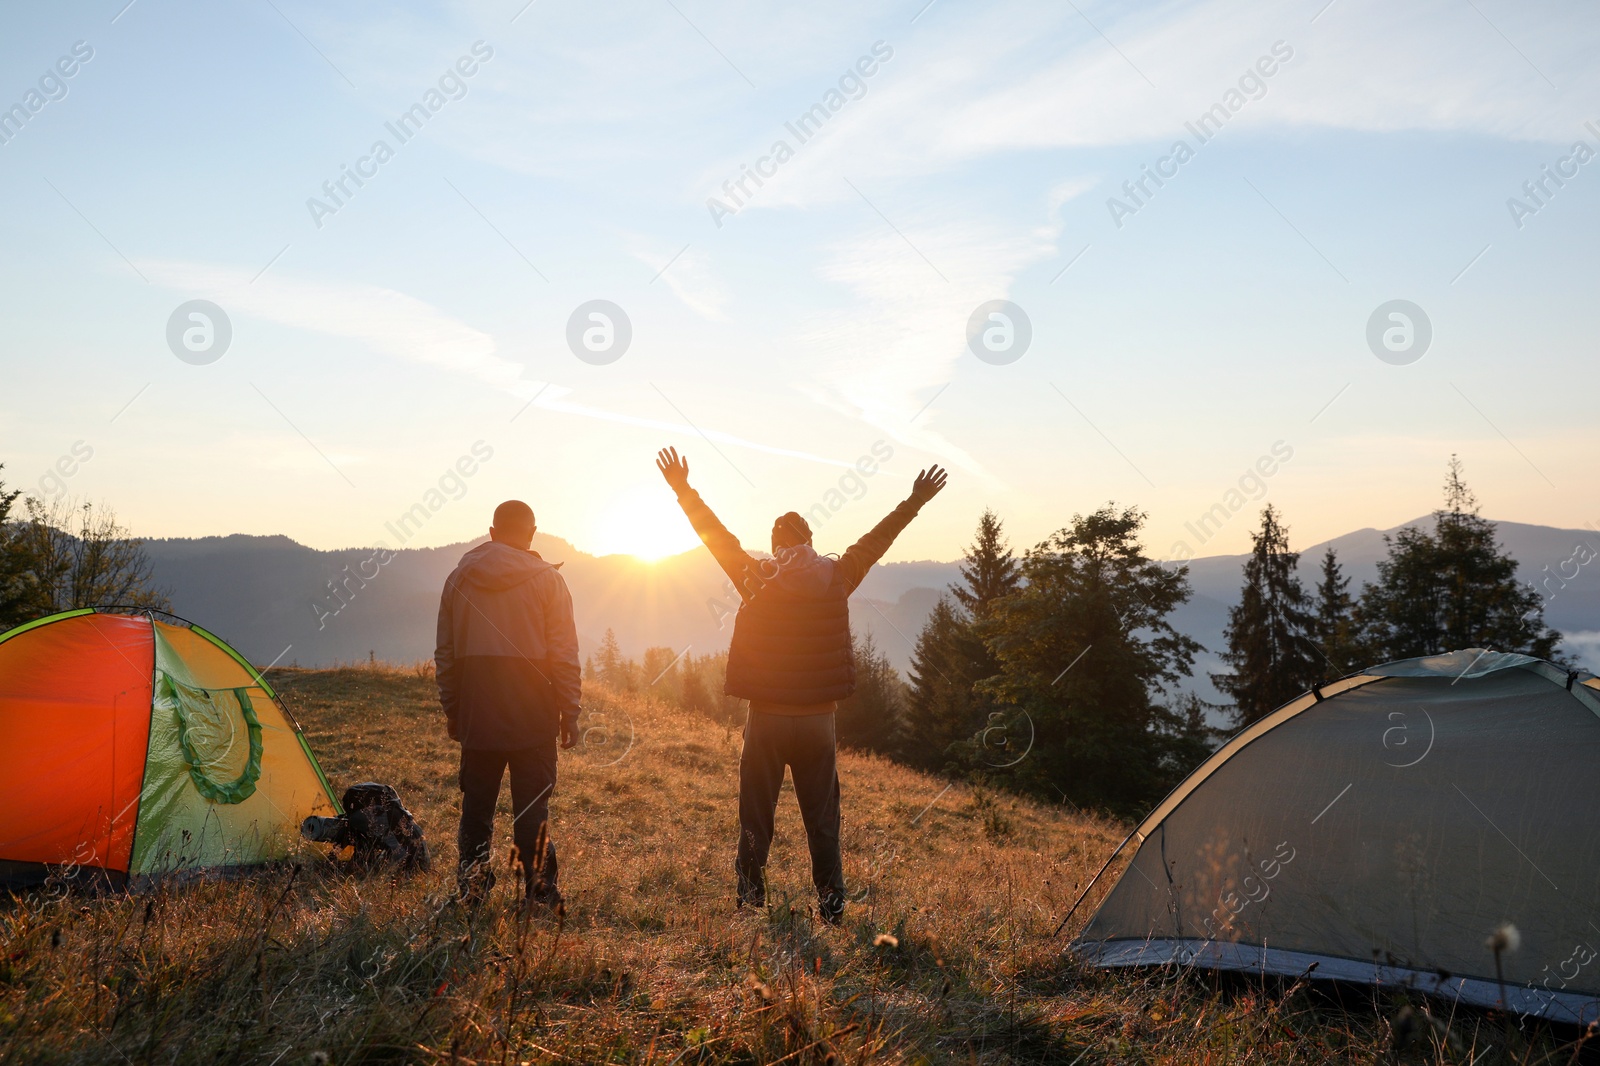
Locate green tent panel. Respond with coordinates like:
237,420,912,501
1072,650,1600,1024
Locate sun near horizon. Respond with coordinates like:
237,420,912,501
575,484,704,563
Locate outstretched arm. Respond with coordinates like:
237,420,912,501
839,465,948,592
657,447,760,597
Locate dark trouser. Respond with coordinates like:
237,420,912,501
458,745,559,894
737,709,845,905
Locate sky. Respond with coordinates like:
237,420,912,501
2,0,1598,565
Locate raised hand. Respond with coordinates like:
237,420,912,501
908,465,948,506
656,446,691,493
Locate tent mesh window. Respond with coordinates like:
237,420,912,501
156,672,264,804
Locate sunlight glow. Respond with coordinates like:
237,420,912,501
580,486,703,562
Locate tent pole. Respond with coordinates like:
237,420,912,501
1052,827,1138,938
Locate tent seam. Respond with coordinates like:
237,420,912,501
124,615,157,878
0,608,96,647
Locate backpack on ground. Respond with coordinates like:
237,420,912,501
301,782,430,873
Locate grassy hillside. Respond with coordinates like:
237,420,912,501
0,668,1585,1064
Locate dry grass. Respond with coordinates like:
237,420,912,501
0,668,1589,1064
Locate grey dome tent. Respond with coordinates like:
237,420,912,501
1069,650,1600,1024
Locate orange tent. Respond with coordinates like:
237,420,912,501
0,609,339,889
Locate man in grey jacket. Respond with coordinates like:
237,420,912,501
436,500,581,909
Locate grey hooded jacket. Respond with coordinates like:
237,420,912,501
435,541,582,749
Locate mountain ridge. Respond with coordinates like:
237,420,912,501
134,515,1600,684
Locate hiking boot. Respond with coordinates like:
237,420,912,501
818,892,845,926
736,861,766,909
454,865,496,909
522,878,565,918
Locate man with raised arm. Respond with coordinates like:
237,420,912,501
655,446,947,924
436,500,581,912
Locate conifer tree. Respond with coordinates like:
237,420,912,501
1313,546,1358,678
836,631,904,754
902,597,987,769
1212,505,1321,726
902,511,1020,769
977,505,1206,815
678,661,715,718
595,628,629,689
1358,456,1559,660
952,509,1019,619
640,645,683,702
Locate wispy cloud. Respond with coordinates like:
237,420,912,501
629,239,730,320
140,259,854,469
142,259,523,391
795,186,1073,473
691,0,1596,215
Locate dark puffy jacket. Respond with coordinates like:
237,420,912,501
671,488,924,706
435,541,581,749
725,547,853,703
